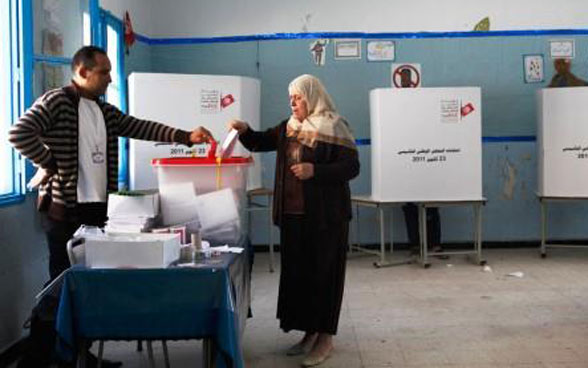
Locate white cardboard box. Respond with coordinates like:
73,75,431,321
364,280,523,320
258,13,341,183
85,233,181,269
370,87,482,201
107,190,159,218
537,87,588,197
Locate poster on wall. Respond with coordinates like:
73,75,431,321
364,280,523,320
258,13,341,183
334,39,361,60
391,63,422,88
550,40,574,59
367,41,395,62
309,39,329,66
523,54,544,83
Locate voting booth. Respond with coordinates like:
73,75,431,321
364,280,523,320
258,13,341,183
128,73,261,191
537,87,588,197
369,87,482,201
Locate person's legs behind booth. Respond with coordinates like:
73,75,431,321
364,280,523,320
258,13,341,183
402,203,444,257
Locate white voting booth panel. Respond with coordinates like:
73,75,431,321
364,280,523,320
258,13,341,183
370,87,482,201
537,87,588,197
128,73,261,191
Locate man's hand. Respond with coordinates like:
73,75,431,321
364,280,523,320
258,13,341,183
227,119,249,135
291,163,314,180
27,167,53,190
189,127,214,144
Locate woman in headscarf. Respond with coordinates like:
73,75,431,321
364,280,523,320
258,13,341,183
229,74,359,367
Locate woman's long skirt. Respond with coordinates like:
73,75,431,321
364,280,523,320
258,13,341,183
277,214,348,335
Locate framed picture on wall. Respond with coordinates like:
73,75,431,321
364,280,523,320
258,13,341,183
334,39,361,60
549,40,574,59
523,54,544,83
367,40,395,62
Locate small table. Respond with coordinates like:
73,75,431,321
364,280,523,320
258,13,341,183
56,252,250,368
537,194,588,257
351,195,486,268
247,188,275,272
418,199,486,268
350,196,413,268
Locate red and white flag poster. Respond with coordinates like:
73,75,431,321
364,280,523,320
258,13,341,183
124,11,135,55
461,102,475,117
220,94,235,108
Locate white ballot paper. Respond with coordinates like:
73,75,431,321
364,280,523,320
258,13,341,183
195,188,239,231
159,182,199,226
220,129,239,159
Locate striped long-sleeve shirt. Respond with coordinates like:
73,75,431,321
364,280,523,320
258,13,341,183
8,83,192,221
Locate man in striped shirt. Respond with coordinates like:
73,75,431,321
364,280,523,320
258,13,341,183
9,46,214,282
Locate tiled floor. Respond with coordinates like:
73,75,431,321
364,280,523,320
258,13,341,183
88,248,588,367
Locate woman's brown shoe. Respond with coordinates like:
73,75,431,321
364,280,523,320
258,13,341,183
301,346,332,367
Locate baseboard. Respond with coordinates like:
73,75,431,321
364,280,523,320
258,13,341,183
252,240,588,253
0,336,27,368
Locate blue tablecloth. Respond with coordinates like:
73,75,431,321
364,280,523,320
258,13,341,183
55,252,249,368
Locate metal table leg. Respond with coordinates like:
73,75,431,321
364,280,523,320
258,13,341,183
147,341,156,368
373,206,388,267
373,206,413,268
475,203,485,265
203,337,216,368
78,339,88,368
389,207,394,255
420,204,430,268
540,199,547,258
97,341,104,368
162,340,170,368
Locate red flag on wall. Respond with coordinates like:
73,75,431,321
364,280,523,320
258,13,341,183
124,11,135,55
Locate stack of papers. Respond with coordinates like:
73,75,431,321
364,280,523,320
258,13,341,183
105,216,157,233
210,245,244,254
106,191,159,233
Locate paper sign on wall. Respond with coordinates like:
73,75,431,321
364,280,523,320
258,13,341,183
550,40,574,59
440,99,460,123
200,89,220,114
367,41,395,61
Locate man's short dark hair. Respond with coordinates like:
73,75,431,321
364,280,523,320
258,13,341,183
71,46,107,72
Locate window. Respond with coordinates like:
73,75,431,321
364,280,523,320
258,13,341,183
0,0,21,201
101,11,128,189
2,0,99,205
32,0,92,99
105,23,122,107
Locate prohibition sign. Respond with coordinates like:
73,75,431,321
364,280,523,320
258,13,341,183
393,64,420,88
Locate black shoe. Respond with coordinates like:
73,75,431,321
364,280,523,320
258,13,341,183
431,246,449,260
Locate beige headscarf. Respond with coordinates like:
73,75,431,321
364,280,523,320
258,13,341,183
286,74,356,150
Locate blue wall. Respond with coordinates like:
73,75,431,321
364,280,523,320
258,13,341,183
125,40,153,76
133,34,588,244
0,195,49,349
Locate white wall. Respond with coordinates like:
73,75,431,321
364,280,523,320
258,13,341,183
99,0,154,36
102,0,588,38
